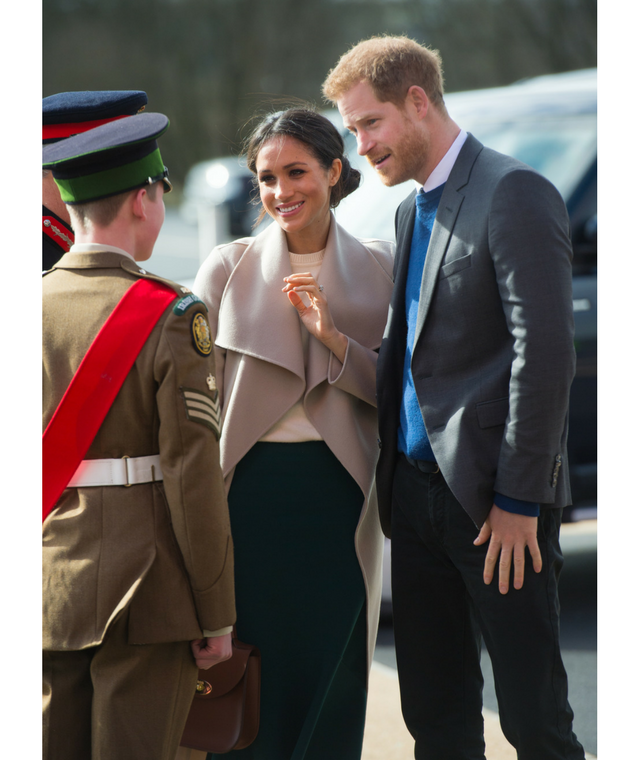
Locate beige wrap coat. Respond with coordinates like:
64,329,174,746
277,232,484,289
193,216,394,665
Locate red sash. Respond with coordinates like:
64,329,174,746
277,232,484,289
42,278,178,523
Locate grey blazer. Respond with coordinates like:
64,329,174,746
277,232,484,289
376,134,576,534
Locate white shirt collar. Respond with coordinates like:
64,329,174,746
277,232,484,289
420,129,468,194
69,242,136,262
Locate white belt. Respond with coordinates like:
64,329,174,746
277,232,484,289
68,455,163,488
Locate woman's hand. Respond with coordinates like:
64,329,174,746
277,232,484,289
283,273,348,363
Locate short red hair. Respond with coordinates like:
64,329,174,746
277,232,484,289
323,35,446,112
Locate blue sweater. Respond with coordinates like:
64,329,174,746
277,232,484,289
398,185,443,462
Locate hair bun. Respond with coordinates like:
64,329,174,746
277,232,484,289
331,155,361,206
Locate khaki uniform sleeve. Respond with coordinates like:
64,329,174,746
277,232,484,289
193,245,233,409
154,298,236,633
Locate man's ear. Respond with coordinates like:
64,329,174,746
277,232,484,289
406,86,430,120
131,187,149,221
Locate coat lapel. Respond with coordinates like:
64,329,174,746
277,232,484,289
215,222,306,381
216,216,393,394
413,134,484,346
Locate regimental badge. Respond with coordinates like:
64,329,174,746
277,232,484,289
180,387,221,440
191,312,212,356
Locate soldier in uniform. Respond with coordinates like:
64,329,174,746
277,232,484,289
42,90,148,270
42,112,236,760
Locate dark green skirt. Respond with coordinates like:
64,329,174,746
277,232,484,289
208,441,367,760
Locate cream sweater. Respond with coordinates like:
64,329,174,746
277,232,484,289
260,249,325,443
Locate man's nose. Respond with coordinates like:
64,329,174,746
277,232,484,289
357,132,374,156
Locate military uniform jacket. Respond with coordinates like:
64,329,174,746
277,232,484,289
42,205,74,271
43,248,236,651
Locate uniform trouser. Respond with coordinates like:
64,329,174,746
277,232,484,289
43,608,198,760
390,454,585,760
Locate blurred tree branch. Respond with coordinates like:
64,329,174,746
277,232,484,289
43,0,596,185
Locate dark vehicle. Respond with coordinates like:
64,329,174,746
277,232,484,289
333,68,597,522
180,156,259,237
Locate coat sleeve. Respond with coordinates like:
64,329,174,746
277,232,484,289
154,300,236,633
488,169,576,503
326,237,394,407
327,339,378,406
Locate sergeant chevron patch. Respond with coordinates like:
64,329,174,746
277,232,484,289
180,387,221,440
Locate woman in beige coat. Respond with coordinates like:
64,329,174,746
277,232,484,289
193,108,394,760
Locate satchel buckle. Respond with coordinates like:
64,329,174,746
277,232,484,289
195,679,212,696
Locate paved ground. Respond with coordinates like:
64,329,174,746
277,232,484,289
178,660,595,760
362,661,517,760
362,661,596,760
374,519,597,758
178,524,596,760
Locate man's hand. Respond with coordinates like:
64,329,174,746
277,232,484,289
190,633,233,670
474,504,542,594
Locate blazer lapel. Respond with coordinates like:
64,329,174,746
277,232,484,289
376,193,415,426
413,134,484,346
215,222,306,381
393,192,416,312
393,191,416,288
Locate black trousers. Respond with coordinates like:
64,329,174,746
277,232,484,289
390,454,585,760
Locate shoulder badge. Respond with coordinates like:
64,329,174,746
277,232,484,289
191,311,213,356
173,293,207,316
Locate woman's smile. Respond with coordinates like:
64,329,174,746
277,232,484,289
256,135,340,253
276,200,305,216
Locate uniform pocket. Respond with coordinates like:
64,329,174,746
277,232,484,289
476,397,509,428
439,253,472,279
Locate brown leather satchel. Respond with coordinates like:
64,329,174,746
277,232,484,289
180,632,261,753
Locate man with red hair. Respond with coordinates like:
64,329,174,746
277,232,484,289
324,36,584,760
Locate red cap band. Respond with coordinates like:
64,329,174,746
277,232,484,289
43,113,129,141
